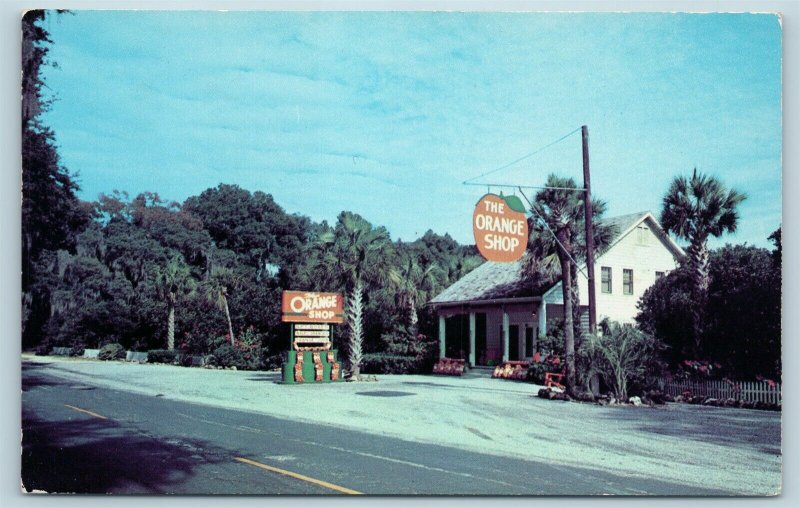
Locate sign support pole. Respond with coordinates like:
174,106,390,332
581,125,597,336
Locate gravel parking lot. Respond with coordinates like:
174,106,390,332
22,355,782,495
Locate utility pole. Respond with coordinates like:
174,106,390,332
582,125,597,335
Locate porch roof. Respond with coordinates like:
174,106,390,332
429,260,535,306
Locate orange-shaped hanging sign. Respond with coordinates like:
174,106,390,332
472,193,528,262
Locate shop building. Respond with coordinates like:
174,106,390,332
429,212,684,366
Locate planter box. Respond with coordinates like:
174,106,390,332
126,351,149,362
83,349,100,359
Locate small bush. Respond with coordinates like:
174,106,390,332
98,343,126,361
361,353,424,375
262,352,285,371
527,362,549,384
212,344,245,368
148,349,178,364
68,340,86,357
527,354,564,384
214,344,263,370
580,319,666,400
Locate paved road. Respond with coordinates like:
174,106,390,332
21,361,731,495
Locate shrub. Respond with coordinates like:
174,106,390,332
98,343,126,361
147,349,178,364
361,353,424,375
212,344,245,368
262,352,285,371
527,354,564,384
211,341,266,370
527,362,549,384
580,319,666,400
69,341,86,357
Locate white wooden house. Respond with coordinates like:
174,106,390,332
429,212,685,366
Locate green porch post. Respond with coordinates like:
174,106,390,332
502,311,509,362
469,312,476,367
538,300,547,340
439,315,446,359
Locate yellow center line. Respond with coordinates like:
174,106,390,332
234,457,363,495
64,404,108,420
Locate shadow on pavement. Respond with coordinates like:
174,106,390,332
22,361,54,370
21,408,231,494
595,404,781,454
355,390,416,397
399,380,533,395
22,364,66,392
246,372,282,383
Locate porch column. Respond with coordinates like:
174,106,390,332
538,300,547,339
468,312,476,367
502,311,509,362
439,315,446,359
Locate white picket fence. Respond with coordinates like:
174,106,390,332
657,378,782,405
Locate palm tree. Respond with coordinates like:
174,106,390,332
525,174,612,396
153,256,196,350
326,212,393,379
202,266,238,345
387,256,442,336
660,169,745,356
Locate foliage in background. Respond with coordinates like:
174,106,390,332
636,242,781,379
659,169,746,357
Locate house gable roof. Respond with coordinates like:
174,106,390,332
430,211,683,306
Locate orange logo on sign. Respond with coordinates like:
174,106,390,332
473,194,528,263
281,291,344,323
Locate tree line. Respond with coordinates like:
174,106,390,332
21,11,480,371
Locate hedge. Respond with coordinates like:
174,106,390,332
361,353,427,375
147,349,179,364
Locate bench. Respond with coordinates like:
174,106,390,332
432,358,466,376
544,372,565,390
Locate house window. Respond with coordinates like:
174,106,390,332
601,266,612,294
655,271,665,280
623,269,634,295
636,225,650,245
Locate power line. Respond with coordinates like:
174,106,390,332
464,182,586,192
462,126,582,185
517,187,588,280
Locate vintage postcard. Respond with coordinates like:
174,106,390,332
21,10,782,495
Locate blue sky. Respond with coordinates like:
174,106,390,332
40,11,782,248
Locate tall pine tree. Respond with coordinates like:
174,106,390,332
22,10,88,346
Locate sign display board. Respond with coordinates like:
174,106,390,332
472,193,529,262
293,323,331,343
281,291,344,323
